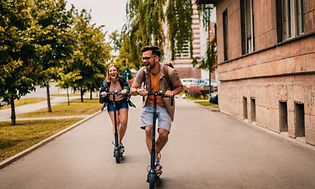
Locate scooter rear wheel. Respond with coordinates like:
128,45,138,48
114,149,121,163
149,182,155,189
148,171,158,189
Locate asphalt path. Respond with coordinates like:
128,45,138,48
1,96,315,189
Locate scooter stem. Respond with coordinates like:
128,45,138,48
150,92,157,170
113,93,119,147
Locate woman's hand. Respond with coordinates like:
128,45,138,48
120,89,128,95
100,92,107,97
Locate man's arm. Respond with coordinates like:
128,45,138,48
130,81,141,96
165,68,183,96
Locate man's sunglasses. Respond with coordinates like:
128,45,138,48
142,56,155,60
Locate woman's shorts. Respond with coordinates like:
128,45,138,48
140,105,172,132
107,100,129,112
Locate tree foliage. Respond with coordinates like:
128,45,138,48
193,4,217,72
0,1,112,124
124,0,192,67
33,0,75,112
70,9,111,102
166,0,192,60
0,0,40,125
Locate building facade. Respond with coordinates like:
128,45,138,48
199,0,315,145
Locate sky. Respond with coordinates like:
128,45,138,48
66,0,128,35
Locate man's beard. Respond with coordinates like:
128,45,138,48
143,61,155,70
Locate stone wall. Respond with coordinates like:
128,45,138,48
215,0,315,145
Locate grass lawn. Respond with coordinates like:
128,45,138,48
50,93,81,97
0,98,46,110
0,98,102,163
195,101,217,106
18,98,102,118
0,119,81,162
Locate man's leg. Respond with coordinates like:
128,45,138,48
156,128,169,159
145,125,153,153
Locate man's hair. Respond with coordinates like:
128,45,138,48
141,46,161,57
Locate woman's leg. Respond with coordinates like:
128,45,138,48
118,108,128,144
108,111,121,141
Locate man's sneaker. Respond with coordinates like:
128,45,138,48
154,161,162,177
155,153,162,176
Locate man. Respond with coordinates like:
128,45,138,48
130,46,183,176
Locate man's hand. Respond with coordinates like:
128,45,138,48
137,88,148,96
165,90,174,97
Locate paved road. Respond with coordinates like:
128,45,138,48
1,97,315,189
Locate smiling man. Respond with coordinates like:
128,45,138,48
130,46,183,176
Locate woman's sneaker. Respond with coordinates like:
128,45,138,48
119,144,125,156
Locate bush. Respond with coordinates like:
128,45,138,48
187,86,202,98
186,86,210,99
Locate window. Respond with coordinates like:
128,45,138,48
279,101,288,132
250,97,256,122
295,103,305,137
241,0,255,54
276,0,304,42
243,97,248,119
222,10,228,61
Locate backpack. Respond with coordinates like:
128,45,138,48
162,63,174,90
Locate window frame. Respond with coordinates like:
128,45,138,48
240,0,255,54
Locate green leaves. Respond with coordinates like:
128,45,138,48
0,0,112,124
124,0,193,64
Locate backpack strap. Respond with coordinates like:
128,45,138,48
163,64,173,90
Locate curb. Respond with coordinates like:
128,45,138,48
0,110,103,169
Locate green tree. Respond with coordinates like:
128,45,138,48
124,0,193,67
166,0,193,60
71,9,111,102
193,4,217,94
57,71,82,105
0,0,40,125
33,0,75,112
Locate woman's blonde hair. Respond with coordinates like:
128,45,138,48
106,64,119,81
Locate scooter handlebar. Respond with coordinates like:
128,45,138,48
108,90,121,95
146,91,174,106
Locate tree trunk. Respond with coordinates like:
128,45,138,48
90,90,92,100
10,96,16,126
67,88,70,106
46,83,52,112
209,71,212,96
80,86,84,102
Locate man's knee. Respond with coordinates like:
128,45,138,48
158,129,169,139
145,126,152,136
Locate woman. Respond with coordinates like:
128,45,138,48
99,64,133,154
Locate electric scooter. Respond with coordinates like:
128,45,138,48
146,91,173,189
102,90,123,163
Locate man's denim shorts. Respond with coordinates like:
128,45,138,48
140,105,171,132
107,100,128,112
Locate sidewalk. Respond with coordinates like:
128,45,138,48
0,96,80,121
